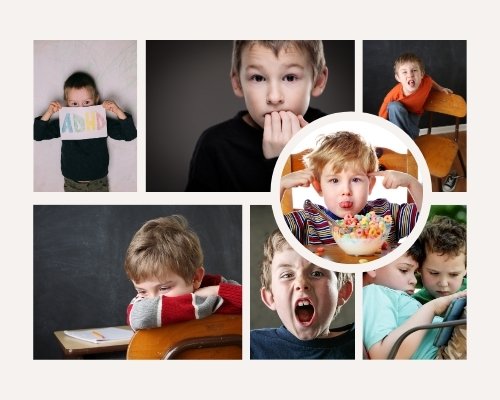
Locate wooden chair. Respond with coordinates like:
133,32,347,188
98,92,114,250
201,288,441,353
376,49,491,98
280,147,417,214
415,91,467,190
126,314,242,360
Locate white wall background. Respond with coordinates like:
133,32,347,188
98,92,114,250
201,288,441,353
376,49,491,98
33,40,137,192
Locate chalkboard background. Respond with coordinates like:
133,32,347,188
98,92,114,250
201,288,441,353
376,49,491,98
146,40,355,192
363,40,467,128
33,205,242,359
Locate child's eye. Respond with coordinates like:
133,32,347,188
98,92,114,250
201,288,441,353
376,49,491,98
283,74,297,82
280,272,294,279
328,178,339,184
83,100,92,106
352,177,362,183
311,270,324,278
69,102,78,107
250,75,265,82
159,286,171,292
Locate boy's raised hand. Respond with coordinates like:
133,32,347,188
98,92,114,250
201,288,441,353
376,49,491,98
262,111,308,159
102,100,127,120
429,290,467,316
41,101,62,121
369,170,423,211
280,168,315,200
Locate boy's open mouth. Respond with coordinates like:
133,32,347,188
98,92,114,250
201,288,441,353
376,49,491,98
408,79,415,87
295,298,315,325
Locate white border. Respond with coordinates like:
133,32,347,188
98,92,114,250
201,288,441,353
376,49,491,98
271,112,432,272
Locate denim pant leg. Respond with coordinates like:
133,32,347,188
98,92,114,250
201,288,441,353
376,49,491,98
387,101,421,140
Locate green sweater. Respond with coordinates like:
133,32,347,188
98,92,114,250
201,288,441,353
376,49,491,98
413,278,467,304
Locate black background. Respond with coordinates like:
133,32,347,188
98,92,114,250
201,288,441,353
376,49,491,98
33,205,242,359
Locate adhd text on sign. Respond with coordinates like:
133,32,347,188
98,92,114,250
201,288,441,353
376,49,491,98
59,105,108,140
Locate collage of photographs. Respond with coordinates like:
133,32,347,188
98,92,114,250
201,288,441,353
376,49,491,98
33,40,467,361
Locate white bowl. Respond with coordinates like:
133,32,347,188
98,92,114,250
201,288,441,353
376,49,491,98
333,231,387,256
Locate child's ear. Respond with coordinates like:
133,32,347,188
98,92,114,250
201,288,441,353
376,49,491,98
368,174,376,194
337,280,353,306
260,287,277,311
231,72,244,98
192,266,205,290
95,94,100,104
363,270,377,286
312,178,322,195
311,67,328,97
394,73,401,83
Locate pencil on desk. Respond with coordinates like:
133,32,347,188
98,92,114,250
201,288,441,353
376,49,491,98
92,330,105,340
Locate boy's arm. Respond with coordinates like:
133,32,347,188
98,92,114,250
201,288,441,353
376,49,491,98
106,112,137,141
431,79,453,94
127,292,223,331
280,168,315,200
370,171,423,211
369,291,466,359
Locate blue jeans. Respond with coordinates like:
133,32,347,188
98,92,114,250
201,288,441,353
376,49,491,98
387,101,421,140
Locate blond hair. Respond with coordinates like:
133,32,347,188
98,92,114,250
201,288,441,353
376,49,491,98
394,52,425,75
260,229,352,291
231,40,326,81
124,215,203,284
305,131,378,180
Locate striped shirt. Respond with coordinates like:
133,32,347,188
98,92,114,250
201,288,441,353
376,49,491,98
284,199,418,245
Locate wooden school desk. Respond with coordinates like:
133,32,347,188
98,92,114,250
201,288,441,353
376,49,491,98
54,326,133,359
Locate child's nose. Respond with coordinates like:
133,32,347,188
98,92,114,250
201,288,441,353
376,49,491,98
295,274,310,291
340,181,352,195
266,82,284,105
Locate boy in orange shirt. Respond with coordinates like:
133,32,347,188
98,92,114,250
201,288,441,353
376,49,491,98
378,53,452,140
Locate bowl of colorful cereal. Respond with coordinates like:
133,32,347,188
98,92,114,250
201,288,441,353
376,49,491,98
332,211,392,256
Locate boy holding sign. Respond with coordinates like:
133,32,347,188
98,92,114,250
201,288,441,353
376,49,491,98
34,71,137,191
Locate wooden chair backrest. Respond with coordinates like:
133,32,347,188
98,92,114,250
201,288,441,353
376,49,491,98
280,147,416,214
126,314,242,360
424,92,467,137
424,91,466,119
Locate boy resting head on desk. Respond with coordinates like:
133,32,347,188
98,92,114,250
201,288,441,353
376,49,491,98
124,215,242,331
250,229,354,359
282,131,423,245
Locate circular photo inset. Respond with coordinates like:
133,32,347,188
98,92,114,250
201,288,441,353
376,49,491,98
271,111,431,273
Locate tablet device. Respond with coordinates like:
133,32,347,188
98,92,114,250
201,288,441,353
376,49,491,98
433,297,467,347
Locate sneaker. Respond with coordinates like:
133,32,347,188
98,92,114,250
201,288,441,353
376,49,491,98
442,171,458,192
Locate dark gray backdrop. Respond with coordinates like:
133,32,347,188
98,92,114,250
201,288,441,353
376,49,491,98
146,40,355,192
33,205,242,359
250,205,354,331
363,40,467,128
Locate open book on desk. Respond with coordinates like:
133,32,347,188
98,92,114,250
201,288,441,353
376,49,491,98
64,326,133,344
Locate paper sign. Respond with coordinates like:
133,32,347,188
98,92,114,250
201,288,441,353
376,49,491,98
59,105,108,140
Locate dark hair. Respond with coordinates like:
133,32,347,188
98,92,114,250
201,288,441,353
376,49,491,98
418,215,466,264
63,71,99,102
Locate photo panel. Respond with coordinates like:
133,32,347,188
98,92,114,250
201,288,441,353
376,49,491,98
146,40,355,192
250,205,355,359
363,40,467,192
362,204,467,360
33,205,242,359
33,40,138,192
